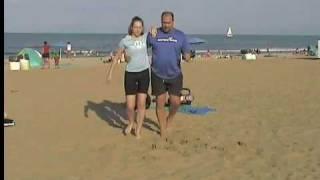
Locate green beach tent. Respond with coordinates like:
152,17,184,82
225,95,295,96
308,45,317,56
17,48,43,69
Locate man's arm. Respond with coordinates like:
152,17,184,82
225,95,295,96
182,33,192,62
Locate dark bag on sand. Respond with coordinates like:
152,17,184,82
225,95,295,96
4,118,15,127
151,88,195,107
180,88,194,105
9,56,19,62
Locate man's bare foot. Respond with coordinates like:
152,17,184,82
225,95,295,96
166,116,173,130
124,123,134,135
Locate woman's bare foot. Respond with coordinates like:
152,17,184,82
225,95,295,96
159,126,167,139
135,128,141,139
124,123,134,135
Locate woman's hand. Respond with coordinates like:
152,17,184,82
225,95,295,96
124,51,131,62
106,48,123,84
106,74,112,83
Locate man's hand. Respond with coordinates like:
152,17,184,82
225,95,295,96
183,53,191,62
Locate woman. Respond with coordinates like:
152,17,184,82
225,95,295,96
107,16,156,139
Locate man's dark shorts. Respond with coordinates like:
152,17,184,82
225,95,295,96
151,71,183,97
42,53,50,58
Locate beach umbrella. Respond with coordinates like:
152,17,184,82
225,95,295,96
187,37,206,45
51,42,66,60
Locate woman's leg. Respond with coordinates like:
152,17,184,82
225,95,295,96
125,95,136,135
135,93,147,139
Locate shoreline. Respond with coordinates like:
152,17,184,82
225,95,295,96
4,47,309,60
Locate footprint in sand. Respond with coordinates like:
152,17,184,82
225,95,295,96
151,143,157,150
66,176,82,180
10,90,19,93
211,146,224,152
179,139,189,145
237,141,247,147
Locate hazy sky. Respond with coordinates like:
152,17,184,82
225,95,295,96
4,0,320,35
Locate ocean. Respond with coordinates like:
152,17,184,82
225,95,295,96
4,33,320,58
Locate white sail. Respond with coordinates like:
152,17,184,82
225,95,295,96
318,40,320,58
226,27,233,38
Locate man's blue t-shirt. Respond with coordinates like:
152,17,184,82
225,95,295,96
147,28,191,79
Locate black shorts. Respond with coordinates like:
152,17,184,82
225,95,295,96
151,71,183,97
124,69,150,95
42,53,50,58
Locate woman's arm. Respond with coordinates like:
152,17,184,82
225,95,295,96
106,48,124,82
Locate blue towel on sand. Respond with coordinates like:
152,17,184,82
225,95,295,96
178,105,216,115
150,104,216,116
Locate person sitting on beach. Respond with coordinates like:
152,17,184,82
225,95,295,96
107,16,156,139
52,51,60,69
42,41,51,69
204,49,212,58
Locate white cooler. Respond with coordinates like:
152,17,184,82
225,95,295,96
242,53,257,60
20,59,30,70
9,62,20,71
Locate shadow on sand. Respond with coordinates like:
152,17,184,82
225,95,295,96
294,57,320,61
84,100,160,135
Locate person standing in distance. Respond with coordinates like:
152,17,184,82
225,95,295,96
42,41,51,69
66,42,72,59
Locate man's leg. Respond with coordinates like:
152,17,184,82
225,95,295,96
166,74,183,129
156,93,167,138
125,95,136,135
47,58,50,69
42,58,45,69
167,95,181,129
45,58,49,69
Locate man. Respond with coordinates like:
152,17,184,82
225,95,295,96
66,42,72,59
147,11,191,137
42,41,51,69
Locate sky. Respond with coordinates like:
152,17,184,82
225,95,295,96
4,0,320,35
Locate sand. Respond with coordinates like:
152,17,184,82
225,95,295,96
4,56,320,180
